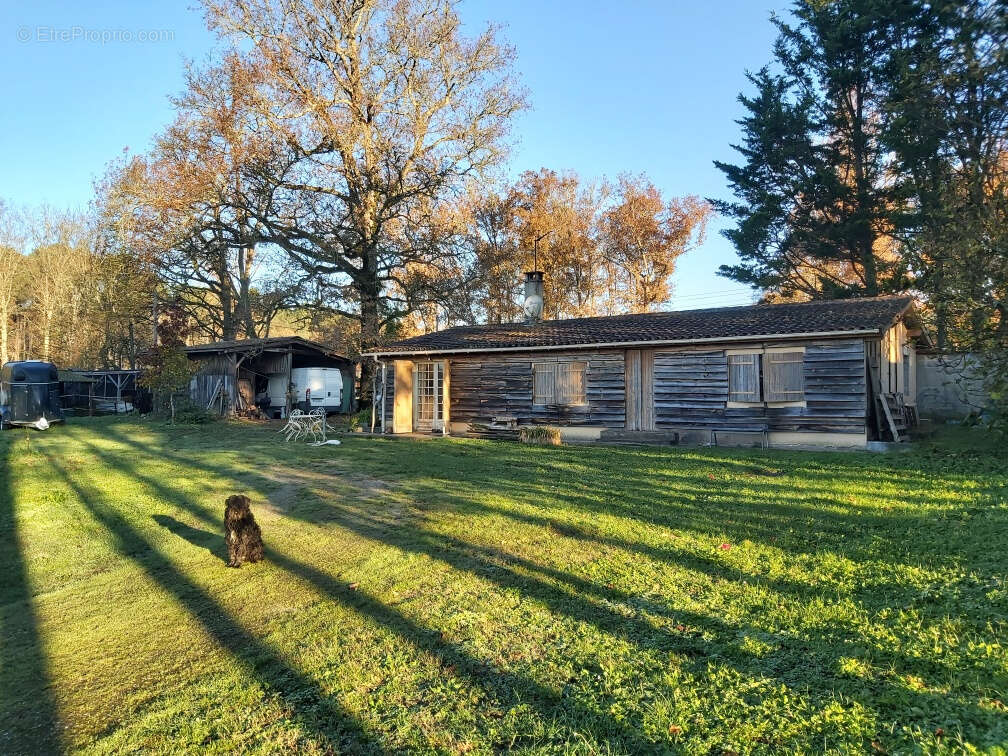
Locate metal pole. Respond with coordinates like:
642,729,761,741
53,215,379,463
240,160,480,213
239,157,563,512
380,360,387,433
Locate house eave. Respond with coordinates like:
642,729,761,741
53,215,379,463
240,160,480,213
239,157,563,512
363,328,882,358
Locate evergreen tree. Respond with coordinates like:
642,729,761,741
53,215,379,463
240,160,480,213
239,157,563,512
713,0,913,300
884,0,1008,349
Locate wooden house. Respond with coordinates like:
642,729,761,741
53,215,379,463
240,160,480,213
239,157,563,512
364,277,923,447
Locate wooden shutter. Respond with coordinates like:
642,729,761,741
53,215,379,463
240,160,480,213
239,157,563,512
556,362,586,405
728,353,761,402
533,362,555,405
764,352,804,402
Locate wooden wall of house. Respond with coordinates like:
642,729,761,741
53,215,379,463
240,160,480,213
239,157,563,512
870,321,915,403
652,339,867,434
378,337,868,435
444,350,626,427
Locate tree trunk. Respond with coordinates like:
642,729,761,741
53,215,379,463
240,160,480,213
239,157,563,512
151,295,159,347
128,321,136,370
0,306,7,365
860,235,879,297
358,247,381,408
220,277,236,341
42,311,52,362
238,246,257,338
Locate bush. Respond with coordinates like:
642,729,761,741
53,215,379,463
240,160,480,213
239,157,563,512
976,351,1008,434
138,346,195,424
166,397,215,425
351,407,372,432
519,425,562,446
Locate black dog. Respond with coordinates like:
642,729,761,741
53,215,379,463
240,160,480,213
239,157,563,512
224,494,264,568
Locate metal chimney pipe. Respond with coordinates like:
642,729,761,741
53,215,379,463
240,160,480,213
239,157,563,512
522,271,544,323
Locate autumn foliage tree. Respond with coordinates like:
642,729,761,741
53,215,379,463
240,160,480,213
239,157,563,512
601,175,710,313
449,169,710,325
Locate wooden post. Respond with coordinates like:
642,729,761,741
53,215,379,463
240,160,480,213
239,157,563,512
625,349,641,431
284,347,293,419
370,358,377,433
441,359,450,435
228,352,238,416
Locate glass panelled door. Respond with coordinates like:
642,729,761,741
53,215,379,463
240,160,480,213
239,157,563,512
414,362,444,432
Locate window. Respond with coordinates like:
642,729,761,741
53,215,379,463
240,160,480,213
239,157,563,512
728,354,761,402
727,349,804,405
763,352,804,402
533,361,587,406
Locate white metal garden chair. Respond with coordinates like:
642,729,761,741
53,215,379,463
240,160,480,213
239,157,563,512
280,409,308,442
305,408,328,443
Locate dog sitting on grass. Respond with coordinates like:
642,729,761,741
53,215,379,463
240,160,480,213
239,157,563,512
224,494,264,568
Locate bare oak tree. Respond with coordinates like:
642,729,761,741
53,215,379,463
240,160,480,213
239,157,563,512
200,0,525,353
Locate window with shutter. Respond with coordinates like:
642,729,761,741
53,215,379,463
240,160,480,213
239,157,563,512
533,361,586,406
763,352,804,402
728,353,761,403
556,362,586,405
532,362,555,405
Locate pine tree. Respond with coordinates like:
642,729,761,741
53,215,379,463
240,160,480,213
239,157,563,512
713,0,914,300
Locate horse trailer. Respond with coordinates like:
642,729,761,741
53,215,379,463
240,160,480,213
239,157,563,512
0,361,65,430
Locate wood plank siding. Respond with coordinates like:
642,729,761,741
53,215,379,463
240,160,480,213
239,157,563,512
378,337,868,437
447,350,626,427
652,339,866,434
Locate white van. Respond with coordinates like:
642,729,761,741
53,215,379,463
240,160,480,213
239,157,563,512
267,367,343,416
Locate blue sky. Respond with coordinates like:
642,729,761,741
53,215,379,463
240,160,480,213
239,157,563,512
0,0,789,309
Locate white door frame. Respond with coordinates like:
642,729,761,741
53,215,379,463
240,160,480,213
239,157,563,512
412,361,444,432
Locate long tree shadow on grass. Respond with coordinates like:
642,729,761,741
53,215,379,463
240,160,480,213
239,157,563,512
99,422,1006,609
151,512,672,750
0,434,63,753
41,449,376,753
82,427,1006,749
97,423,1007,665
151,480,1005,749
67,454,671,749
171,421,1004,572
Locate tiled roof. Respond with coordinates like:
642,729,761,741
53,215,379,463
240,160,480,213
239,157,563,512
367,295,914,355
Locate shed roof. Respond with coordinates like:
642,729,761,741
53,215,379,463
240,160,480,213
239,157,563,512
185,336,350,361
365,295,915,356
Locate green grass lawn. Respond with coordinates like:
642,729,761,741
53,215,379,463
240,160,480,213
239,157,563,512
1,419,1006,754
